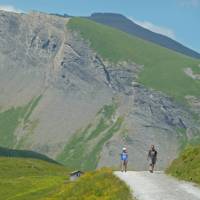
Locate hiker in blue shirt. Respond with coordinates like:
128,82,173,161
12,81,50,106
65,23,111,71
120,147,128,172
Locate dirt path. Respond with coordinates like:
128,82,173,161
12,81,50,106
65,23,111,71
115,171,200,200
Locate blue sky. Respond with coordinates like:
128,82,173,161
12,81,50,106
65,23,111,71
0,0,199,53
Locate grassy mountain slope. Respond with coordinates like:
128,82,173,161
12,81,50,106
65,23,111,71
166,145,200,184
0,157,132,200
57,103,124,171
0,146,58,164
0,157,68,200
47,168,133,200
89,13,200,59
0,96,41,148
68,18,200,103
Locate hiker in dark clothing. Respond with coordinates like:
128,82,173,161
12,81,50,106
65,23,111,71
121,147,128,172
147,145,157,173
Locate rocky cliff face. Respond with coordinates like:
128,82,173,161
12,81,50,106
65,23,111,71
0,11,199,170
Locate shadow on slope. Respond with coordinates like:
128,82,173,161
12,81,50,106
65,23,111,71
0,146,59,165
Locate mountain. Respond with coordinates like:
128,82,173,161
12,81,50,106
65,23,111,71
88,13,200,59
0,10,200,170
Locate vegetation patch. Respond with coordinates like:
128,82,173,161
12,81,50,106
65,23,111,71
166,145,200,184
24,96,42,123
16,119,40,149
176,127,200,151
68,18,200,103
57,103,123,171
0,96,42,148
46,168,133,200
176,128,188,151
0,157,68,200
188,136,200,146
0,157,133,200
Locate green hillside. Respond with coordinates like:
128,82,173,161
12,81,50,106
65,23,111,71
0,96,41,148
166,145,200,184
0,146,58,164
57,103,124,171
0,157,68,200
68,18,200,103
47,168,133,200
0,157,132,200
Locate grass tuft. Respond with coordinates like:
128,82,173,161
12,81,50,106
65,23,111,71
166,145,200,184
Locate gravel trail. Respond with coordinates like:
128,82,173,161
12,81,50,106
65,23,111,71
115,171,200,200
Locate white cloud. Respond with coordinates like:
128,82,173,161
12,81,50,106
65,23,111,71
0,5,23,13
130,18,176,39
179,0,200,7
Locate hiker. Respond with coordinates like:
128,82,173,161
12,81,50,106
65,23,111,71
120,147,128,172
147,145,157,173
